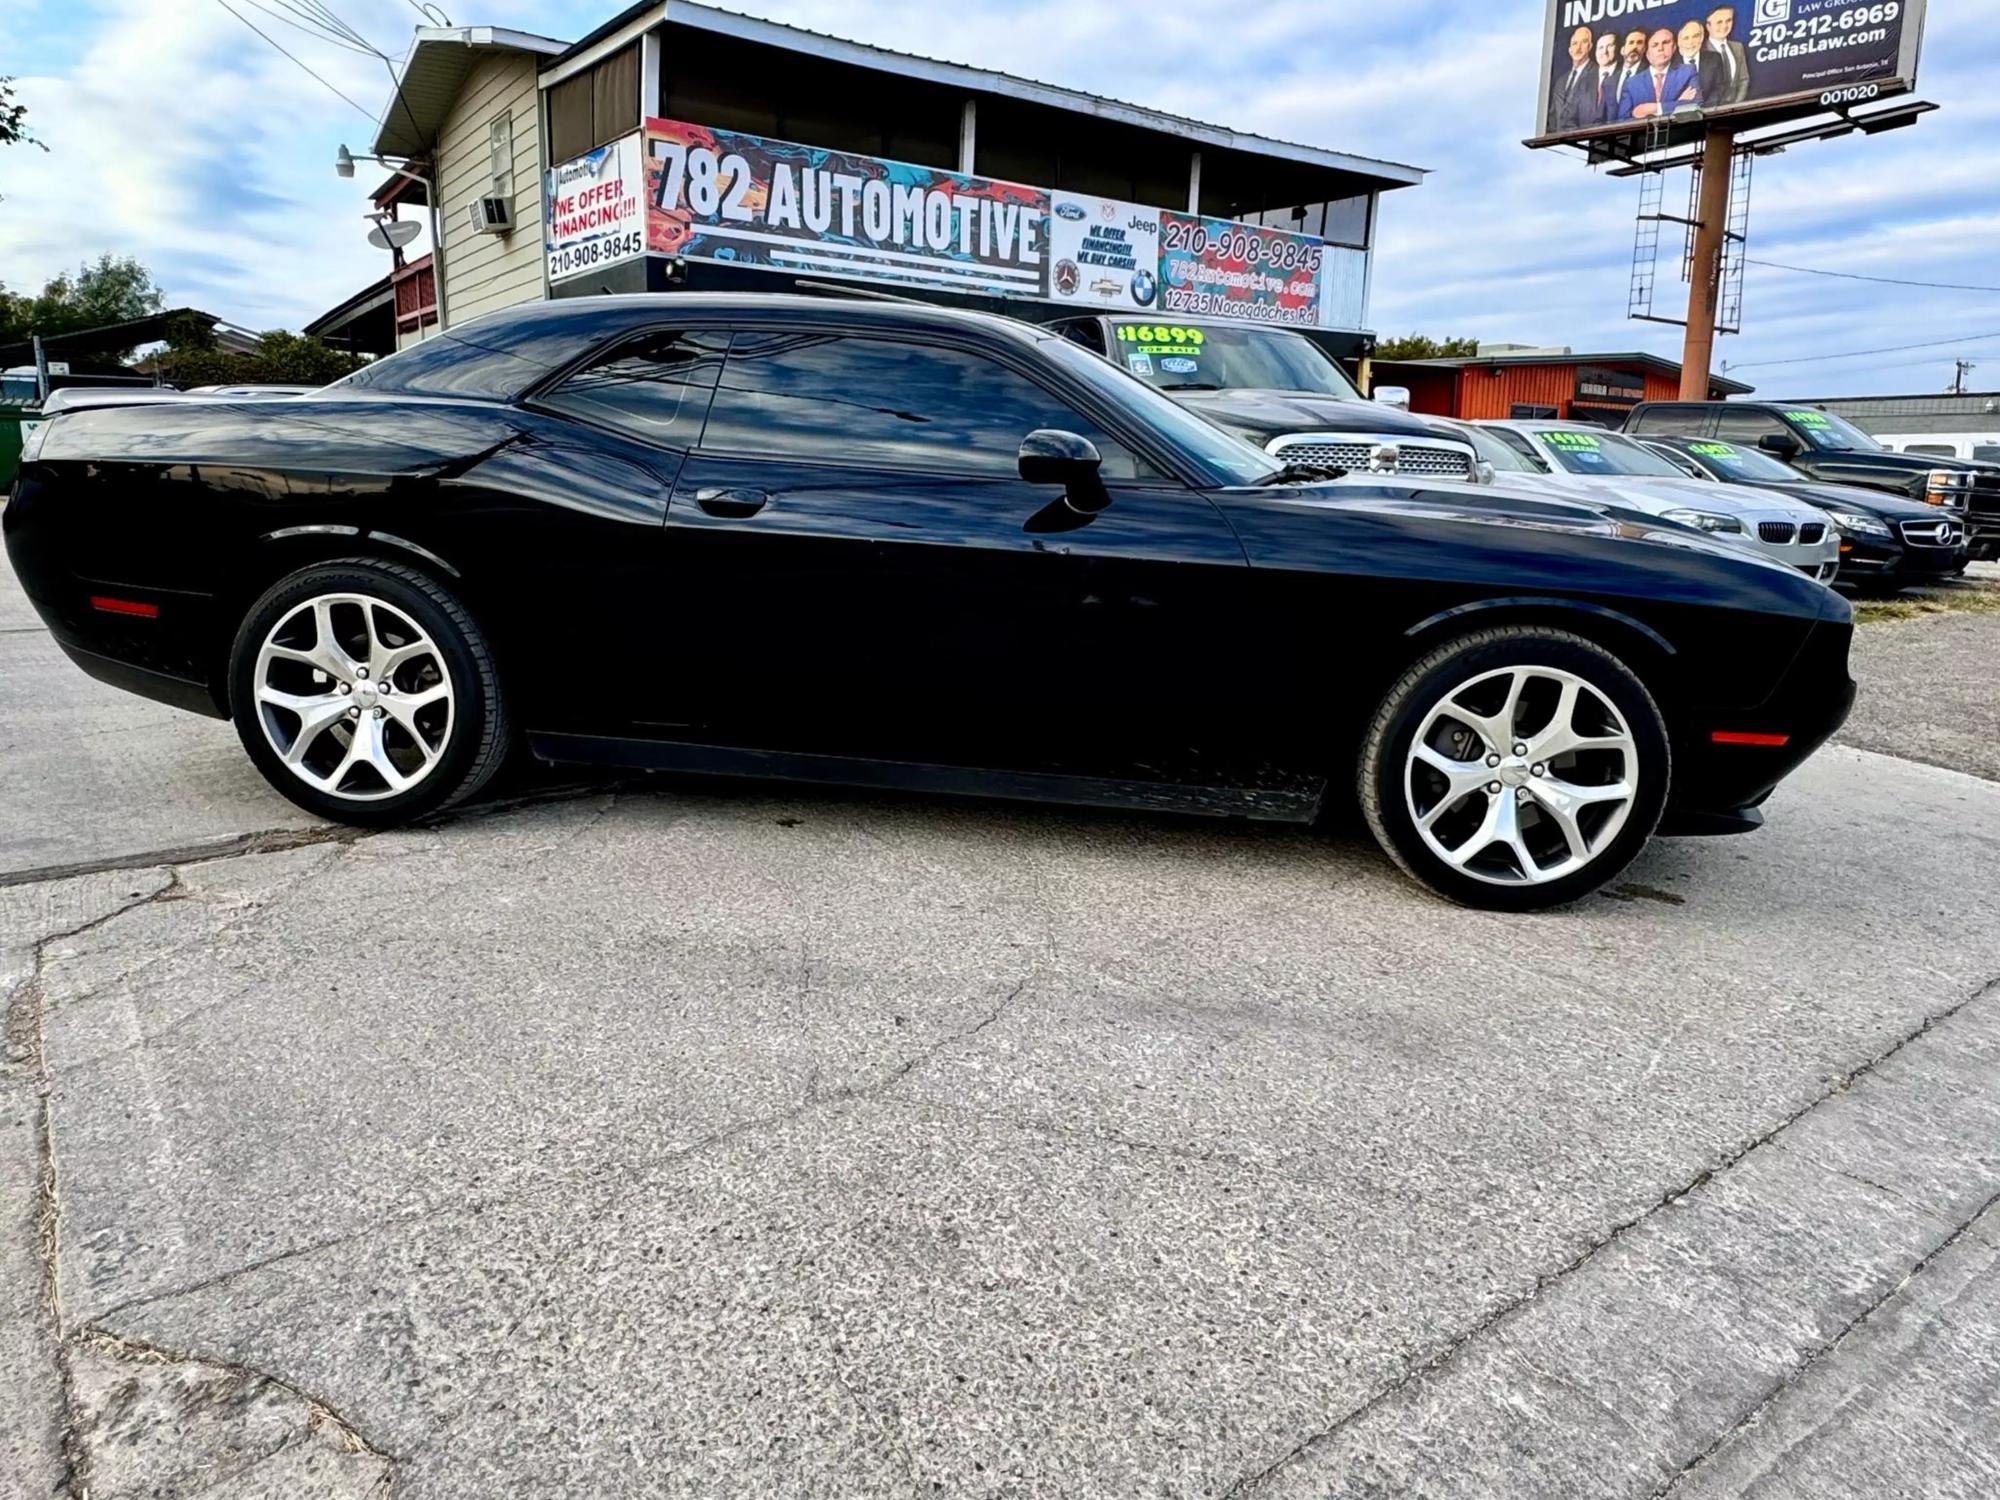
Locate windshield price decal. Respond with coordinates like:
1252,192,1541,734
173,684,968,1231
1690,442,1735,456
1117,325,1205,345
1546,431,1603,450
1787,411,1833,427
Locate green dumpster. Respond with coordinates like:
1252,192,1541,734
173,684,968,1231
0,406,45,493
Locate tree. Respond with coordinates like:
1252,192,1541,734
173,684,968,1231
151,329,366,388
0,255,166,352
1,77,46,151
1375,334,1481,361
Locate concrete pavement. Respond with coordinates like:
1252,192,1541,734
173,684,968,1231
2,559,1998,1498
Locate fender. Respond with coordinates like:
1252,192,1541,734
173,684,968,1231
259,525,461,578
1402,594,1678,657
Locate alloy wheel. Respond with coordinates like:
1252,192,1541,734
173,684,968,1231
252,592,455,800
1404,665,1639,887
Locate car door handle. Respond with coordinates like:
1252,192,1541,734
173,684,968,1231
692,486,769,519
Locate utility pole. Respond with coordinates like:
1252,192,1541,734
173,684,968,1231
1678,128,1735,401
1951,360,1974,396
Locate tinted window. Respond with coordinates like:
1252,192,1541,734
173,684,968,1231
1677,439,1802,483
1975,445,2000,463
1484,426,1547,466
1628,405,1703,435
1713,406,1788,445
1905,443,1954,457
1057,320,1106,355
703,332,1154,479
536,329,727,446
1780,408,1881,452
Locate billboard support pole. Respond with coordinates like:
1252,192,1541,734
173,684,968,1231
1679,127,1735,399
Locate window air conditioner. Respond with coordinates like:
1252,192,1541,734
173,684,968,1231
467,197,511,234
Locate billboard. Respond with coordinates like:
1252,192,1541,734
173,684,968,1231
1045,192,1162,312
642,117,1047,300
544,133,648,284
1535,0,1926,143
546,116,1370,329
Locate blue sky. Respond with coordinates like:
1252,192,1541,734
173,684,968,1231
3,0,1995,397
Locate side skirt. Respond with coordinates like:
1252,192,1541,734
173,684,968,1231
527,732,1325,824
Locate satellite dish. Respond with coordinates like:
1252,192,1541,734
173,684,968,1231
367,220,422,251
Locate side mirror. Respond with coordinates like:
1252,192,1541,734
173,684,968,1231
1373,385,1412,411
1018,428,1110,515
1758,432,1801,458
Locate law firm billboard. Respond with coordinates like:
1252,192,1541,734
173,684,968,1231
1534,0,1926,143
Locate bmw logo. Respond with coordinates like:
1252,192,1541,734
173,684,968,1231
1130,269,1157,306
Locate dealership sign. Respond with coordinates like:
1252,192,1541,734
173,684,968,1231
544,133,647,283
541,116,1367,328
1534,0,1926,144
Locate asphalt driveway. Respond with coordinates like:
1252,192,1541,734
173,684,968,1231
3,558,1998,1499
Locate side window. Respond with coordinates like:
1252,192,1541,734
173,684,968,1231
1713,406,1786,445
1905,443,1955,457
1487,427,1545,465
1650,445,1704,478
703,332,1158,480
537,329,728,448
1629,405,1694,435
1974,446,2000,463
1058,321,1107,356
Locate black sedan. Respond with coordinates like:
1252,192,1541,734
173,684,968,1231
4,294,1855,910
1637,435,1970,592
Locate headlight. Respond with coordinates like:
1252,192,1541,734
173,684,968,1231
1924,469,1973,509
1824,508,1892,539
1662,508,1744,535
1927,469,1973,489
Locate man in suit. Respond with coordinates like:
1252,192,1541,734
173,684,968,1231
1592,33,1622,124
1706,6,1752,106
1622,27,1700,119
1609,29,1649,120
1551,25,1599,132
1677,19,1711,98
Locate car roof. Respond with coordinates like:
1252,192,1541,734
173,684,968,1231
1478,419,1635,436
469,291,1053,346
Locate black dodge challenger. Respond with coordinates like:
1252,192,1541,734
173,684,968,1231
3,294,1855,910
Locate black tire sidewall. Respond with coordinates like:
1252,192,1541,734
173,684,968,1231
229,563,494,826
1366,633,1670,912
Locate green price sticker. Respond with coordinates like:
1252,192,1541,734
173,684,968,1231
1546,431,1602,450
1690,442,1733,456
1117,324,1205,346
1787,411,1831,428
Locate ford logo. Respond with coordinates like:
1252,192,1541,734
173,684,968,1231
1055,202,1087,221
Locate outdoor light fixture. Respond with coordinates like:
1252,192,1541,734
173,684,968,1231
334,145,446,329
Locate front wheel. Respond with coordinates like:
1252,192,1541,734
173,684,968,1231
228,559,510,827
1358,627,1670,911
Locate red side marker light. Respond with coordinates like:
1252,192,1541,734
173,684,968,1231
1711,731,1790,747
89,596,160,618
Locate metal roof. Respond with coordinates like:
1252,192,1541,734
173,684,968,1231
371,26,568,158
1377,352,1754,397
542,1,1426,189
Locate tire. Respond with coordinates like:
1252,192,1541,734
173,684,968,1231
1357,627,1670,912
228,559,509,827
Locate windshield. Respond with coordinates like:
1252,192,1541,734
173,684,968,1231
1534,428,1687,477
1035,334,1281,487
1682,439,1801,483
1104,321,1362,399
1782,407,1882,452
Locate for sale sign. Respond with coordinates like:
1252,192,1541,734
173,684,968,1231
642,117,1048,300
544,133,647,283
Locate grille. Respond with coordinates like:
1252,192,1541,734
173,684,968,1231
1269,436,1474,480
1798,523,1826,545
1900,518,1964,547
1757,521,1797,544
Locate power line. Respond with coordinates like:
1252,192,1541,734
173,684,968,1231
212,0,377,120
1724,329,2000,373
1747,257,2000,295
233,0,377,53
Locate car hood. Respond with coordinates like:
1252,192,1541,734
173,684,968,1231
1756,479,1946,520
1565,475,1828,521
1170,388,1440,441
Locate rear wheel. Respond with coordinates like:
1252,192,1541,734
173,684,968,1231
1358,627,1670,911
229,560,508,826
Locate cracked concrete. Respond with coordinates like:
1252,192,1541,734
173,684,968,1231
3,553,2000,1496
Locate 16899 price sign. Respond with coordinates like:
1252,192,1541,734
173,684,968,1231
546,229,644,280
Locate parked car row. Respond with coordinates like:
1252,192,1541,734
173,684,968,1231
4,293,1857,912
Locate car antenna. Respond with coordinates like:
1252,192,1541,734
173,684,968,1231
791,277,928,306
